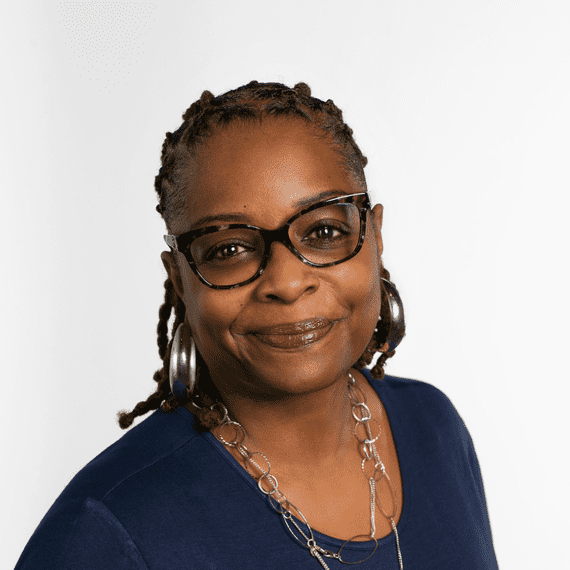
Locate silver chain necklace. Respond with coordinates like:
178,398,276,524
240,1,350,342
209,372,404,569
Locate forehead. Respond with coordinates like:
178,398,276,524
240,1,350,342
181,117,359,232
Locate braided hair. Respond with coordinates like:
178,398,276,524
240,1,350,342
117,81,396,430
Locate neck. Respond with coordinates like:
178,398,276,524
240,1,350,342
209,371,357,472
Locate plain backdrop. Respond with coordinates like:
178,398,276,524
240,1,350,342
2,1,569,568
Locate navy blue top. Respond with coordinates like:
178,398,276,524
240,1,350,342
16,370,499,569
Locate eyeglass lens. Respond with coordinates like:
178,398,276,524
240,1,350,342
190,202,361,287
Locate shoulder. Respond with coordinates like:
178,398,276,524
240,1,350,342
26,408,204,532
63,405,203,503
361,368,485,477
17,406,206,566
361,368,471,443
16,495,150,569
362,368,457,413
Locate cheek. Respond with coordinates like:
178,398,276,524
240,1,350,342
333,251,382,350
336,249,381,309
183,282,245,355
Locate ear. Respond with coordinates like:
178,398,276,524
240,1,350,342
369,203,384,262
161,251,186,303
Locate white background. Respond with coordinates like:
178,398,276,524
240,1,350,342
2,1,569,568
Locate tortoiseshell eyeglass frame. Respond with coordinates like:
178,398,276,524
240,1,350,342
163,192,371,290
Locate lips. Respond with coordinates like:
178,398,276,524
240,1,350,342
249,318,336,349
251,317,333,335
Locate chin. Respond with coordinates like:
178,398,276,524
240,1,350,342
228,324,358,397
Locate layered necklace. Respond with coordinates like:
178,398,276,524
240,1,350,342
209,372,404,569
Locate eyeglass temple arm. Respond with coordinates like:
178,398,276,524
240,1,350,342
164,235,178,250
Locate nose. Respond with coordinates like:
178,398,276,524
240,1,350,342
253,241,319,303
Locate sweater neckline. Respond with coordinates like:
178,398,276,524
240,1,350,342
179,370,410,552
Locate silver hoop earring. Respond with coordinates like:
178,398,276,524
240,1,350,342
169,322,196,398
381,277,406,352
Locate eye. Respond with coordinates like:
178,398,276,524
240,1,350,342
312,225,342,240
218,244,241,258
210,243,249,260
202,240,258,264
305,222,348,241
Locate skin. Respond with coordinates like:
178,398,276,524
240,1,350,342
161,117,402,540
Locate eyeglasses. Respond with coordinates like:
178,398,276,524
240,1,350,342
163,192,370,289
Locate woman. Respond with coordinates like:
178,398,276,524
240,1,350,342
16,81,498,569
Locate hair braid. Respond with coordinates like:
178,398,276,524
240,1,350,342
120,81,397,430
352,267,397,378
116,278,186,428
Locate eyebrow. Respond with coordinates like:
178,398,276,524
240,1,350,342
188,190,348,231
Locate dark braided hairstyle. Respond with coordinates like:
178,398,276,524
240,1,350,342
116,81,397,431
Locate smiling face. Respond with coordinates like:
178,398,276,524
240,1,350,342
161,117,384,400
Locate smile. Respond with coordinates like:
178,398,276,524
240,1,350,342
249,318,336,350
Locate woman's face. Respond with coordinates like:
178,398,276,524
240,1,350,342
161,117,384,399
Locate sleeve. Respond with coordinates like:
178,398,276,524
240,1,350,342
15,497,149,570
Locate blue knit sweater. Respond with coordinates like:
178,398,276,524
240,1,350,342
16,369,499,569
